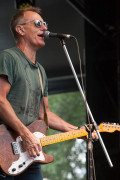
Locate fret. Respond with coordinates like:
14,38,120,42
72,130,78,138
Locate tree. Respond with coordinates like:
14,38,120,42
42,91,86,180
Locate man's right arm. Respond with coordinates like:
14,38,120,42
0,75,41,157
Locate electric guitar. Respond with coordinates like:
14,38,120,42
0,120,119,176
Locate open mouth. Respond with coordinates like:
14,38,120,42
38,34,43,38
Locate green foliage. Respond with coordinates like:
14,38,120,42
42,91,86,180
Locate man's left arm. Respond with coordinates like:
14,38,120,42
39,97,98,141
39,97,78,132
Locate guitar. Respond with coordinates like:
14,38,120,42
0,120,119,176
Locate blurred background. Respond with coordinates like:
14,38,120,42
0,0,120,179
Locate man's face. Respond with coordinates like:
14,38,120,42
18,11,47,49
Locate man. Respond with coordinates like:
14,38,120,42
0,7,97,180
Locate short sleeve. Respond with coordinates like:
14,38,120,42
0,51,14,85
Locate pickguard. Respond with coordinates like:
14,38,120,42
8,132,45,175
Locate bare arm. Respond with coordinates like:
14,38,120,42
39,97,78,132
39,97,98,140
0,75,41,157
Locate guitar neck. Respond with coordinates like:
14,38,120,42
40,123,120,147
40,129,87,147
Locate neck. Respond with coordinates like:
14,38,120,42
17,42,37,64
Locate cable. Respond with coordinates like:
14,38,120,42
72,35,91,125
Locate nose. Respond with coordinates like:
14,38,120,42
41,23,47,31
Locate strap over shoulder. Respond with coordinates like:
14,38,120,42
38,68,49,129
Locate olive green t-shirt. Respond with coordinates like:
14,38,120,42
0,47,48,126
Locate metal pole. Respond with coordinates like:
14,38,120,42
60,38,113,168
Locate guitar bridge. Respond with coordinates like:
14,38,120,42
12,142,20,155
12,137,21,155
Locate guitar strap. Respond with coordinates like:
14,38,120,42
38,68,49,129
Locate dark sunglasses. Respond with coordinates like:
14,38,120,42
20,19,48,28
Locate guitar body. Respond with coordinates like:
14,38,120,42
0,120,119,176
0,120,54,176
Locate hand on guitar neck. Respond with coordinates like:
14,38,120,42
78,124,98,141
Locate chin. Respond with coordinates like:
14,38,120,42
36,42,45,50
39,40,45,47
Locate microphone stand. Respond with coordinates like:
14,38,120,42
59,38,113,179
85,124,95,180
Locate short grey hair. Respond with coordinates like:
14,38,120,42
10,7,41,41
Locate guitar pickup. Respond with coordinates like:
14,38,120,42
12,142,20,155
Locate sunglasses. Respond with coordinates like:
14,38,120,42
20,20,48,28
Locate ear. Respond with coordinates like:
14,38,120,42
16,25,25,36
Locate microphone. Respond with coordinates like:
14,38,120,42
44,31,74,39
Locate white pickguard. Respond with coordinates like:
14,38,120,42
8,132,45,175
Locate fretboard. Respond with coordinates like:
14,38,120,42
40,128,87,147
40,123,120,147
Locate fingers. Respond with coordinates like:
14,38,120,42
22,133,42,158
92,130,99,140
81,132,98,142
27,143,41,158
